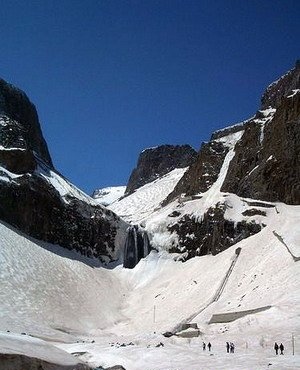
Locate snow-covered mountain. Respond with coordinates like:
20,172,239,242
109,62,300,262
92,186,126,206
0,63,299,370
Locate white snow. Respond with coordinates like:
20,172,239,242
0,145,26,151
0,332,83,367
287,89,300,98
0,199,299,369
141,146,158,153
93,186,126,206
109,168,188,224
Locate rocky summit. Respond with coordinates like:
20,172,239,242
0,78,127,263
125,144,197,195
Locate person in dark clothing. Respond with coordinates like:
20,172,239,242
226,342,230,353
208,342,212,351
279,343,284,355
274,342,279,355
202,342,206,351
230,342,235,353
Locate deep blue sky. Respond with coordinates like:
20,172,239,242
0,1,299,194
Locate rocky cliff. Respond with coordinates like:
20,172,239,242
125,144,197,195
221,62,300,204
138,62,299,261
0,78,127,263
166,61,300,206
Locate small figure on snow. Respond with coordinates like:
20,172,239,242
226,342,230,353
274,342,279,355
279,343,284,355
230,342,235,353
202,342,206,351
208,342,212,351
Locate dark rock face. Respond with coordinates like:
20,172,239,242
0,78,127,262
261,60,300,110
168,203,263,260
0,353,89,370
125,145,197,194
164,140,229,205
165,62,300,207
123,225,150,268
222,88,300,205
0,79,53,168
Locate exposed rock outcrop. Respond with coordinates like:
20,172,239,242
168,202,263,260
165,62,300,208
125,144,197,195
0,353,89,370
261,60,300,110
222,69,300,204
0,80,53,167
164,140,229,205
0,78,127,262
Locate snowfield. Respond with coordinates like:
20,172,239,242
109,167,188,223
93,186,126,206
0,199,299,369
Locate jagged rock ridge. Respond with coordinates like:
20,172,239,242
166,61,300,207
0,78,127,262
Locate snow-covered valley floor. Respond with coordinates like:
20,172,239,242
0,196,299,370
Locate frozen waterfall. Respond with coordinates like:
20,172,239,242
123,225,151,268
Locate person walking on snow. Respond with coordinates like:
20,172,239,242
279,343,284,355
274,342,279,355
230,342,235,353
202,342,206,351
226,342,230,353
208,342,212,351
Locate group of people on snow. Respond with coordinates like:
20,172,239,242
226,341,235,353
202,342,212,351
274,342,284,355
201,341,285,355
203,342,235,353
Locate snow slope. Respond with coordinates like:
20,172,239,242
0,221,127,342
109,168,187,224
0,202,299,369
93,186,126,206
0,332,87,369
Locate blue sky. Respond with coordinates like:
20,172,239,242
0,0,299,194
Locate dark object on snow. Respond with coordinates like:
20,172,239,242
155,342,164,347
226,342,230,353
279,343,284,355
274,342,279,355
163,331,174,338
208,342,212,351
202,342,206,351
230,342,235,353
123,225,150,268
